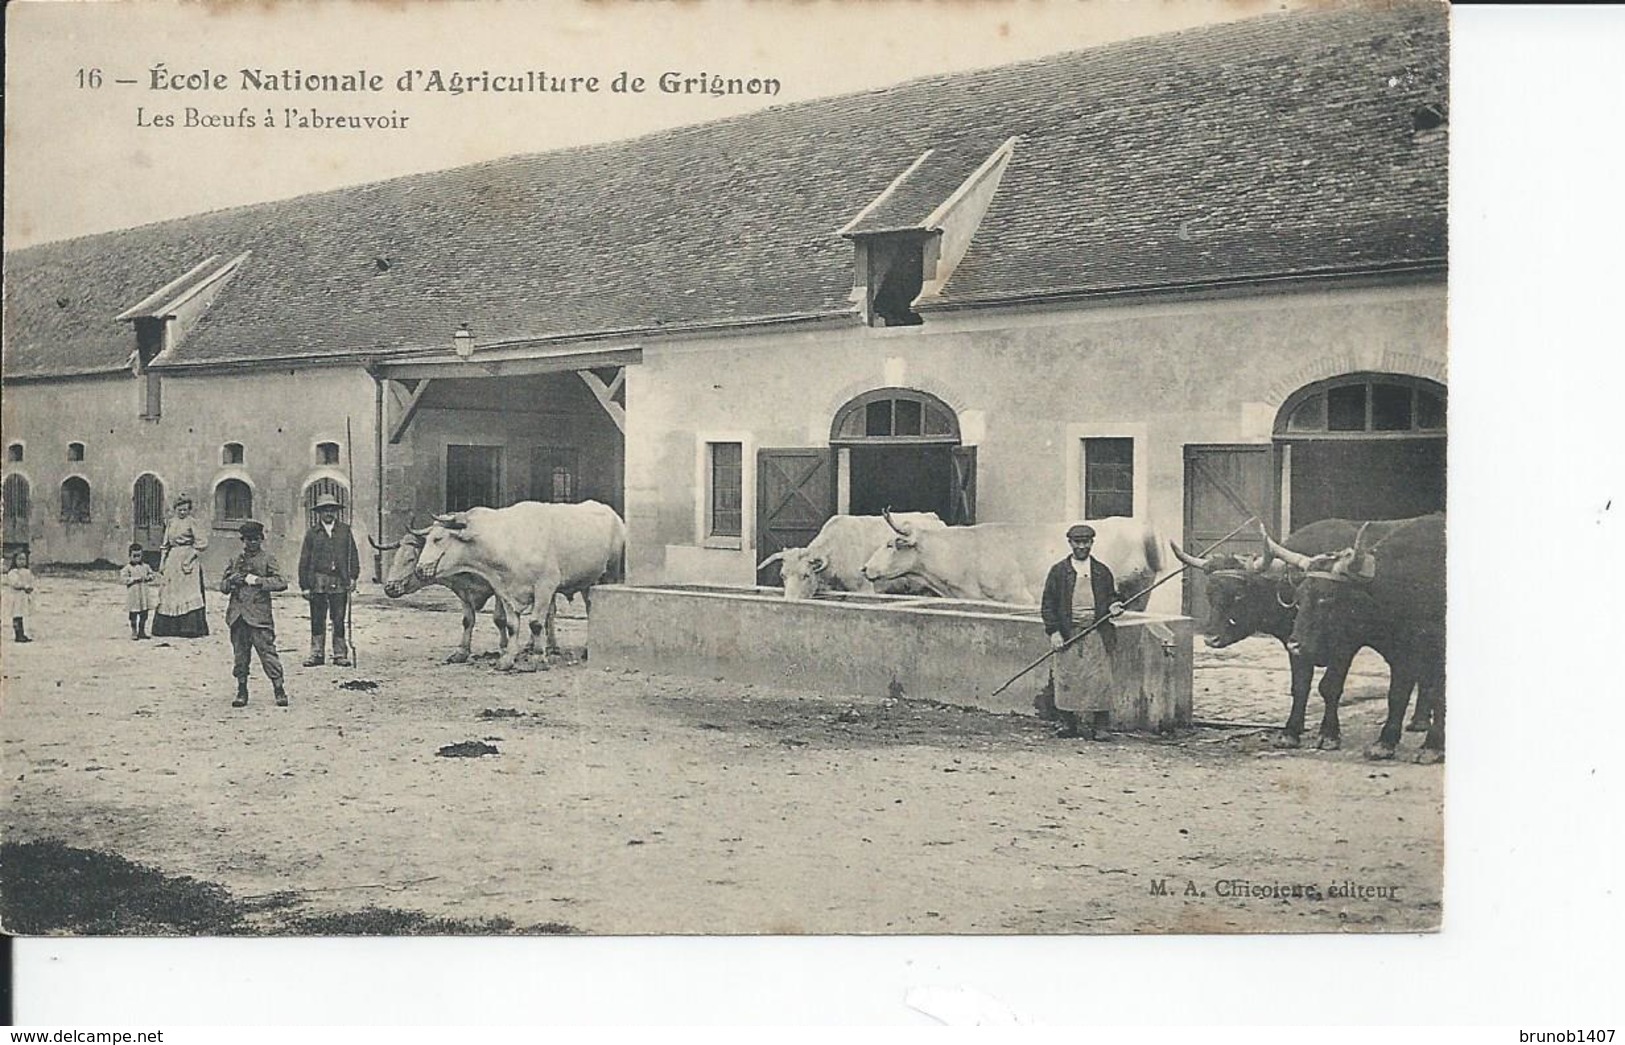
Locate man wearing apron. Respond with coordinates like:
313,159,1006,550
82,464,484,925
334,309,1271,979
1040,523,1125,740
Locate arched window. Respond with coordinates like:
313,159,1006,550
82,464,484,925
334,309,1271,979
1278,374,1446,436
60,477,92,523
316,442,341,466
132,473,166,550
222,443,245,465
67,442,86,462
2,473,31,544
829,388,960,444
214,479,253,523
5,443,22,463
303,479,350,528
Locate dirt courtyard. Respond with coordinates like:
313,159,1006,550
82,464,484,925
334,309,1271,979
0,573,1442,935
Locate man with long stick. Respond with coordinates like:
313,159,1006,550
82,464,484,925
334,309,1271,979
1040,523,1127,740
995,516,1259,714
298,492,360,668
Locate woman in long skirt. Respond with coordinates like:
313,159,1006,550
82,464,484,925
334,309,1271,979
150,494,210,638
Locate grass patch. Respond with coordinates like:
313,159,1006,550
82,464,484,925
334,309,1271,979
1,839,244,934
1,839,578,936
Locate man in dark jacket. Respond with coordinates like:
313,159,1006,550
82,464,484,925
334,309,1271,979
1039,523,1126,740
220,519,290,708
298,493,361,667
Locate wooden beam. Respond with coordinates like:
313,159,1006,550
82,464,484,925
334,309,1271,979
376,346,641,381
576,368,627,434
388,378,433,445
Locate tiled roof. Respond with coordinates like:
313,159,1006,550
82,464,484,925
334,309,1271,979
3,3,1446,379
844,141,1010,235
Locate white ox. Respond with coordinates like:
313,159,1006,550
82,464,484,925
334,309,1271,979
756,512,947,599
373,528,510,664
414,500,627,671
859,513,1166,608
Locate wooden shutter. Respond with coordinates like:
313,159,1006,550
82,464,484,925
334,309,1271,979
948,446,977,525
1182,445,1275,616
755,448,834,585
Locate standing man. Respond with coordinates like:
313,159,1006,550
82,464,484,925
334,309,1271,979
1040,523,1126,741
220,519,290,708
298,493,360,668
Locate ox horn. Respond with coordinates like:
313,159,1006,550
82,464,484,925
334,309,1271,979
367,535,401,552
756,551,786,571
1352,521,1375,552
883,506,906,535
1261,528,1315,571
1169,540,1210,570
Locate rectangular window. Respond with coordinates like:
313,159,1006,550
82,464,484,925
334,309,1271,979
135,319,164,420
142,370,163,420
1083,437,1135,519
1371,384,1415,431
708,442,743,538
446,445,503,512
530,446,579,503
1327,384,1367,431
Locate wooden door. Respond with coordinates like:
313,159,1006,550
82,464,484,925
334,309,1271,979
445,445,502,511
1182,445,1275,616
756,448,834,585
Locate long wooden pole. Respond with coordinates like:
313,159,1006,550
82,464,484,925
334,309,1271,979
987,516,1257,700
346,415,358,670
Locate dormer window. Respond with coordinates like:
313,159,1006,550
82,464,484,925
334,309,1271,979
860,235,928,328
116,253,250,422
840,138,1018,329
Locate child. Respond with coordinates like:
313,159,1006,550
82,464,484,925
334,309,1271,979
121,543,157,640
5,550,36,643
219,519,290,707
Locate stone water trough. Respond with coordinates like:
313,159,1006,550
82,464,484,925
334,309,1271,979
590,584,1193,731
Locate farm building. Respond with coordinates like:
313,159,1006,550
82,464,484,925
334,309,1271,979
2,3,1446,613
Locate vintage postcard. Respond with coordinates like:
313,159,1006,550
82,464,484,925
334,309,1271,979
3,0,1448,947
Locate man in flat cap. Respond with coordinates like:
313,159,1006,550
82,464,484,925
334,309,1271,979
220,519,290,708
1040,523,1126,740
298,492,360,667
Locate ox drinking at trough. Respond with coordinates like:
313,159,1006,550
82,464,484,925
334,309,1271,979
373,528,509,664
1171,517,1433,750
859,511,1164,608
1265,513,1446,762
381,500,627,671
757,513,947,599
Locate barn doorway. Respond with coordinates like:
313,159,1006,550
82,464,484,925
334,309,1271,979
1275,374,1446,530
753,389,971,586
830,388,972,522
